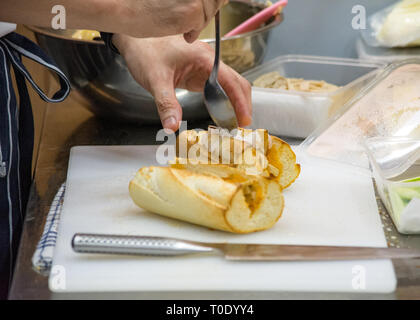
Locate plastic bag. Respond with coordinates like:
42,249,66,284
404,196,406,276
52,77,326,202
361,0,420,48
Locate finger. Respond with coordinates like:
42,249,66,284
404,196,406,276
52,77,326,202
151,85,183,133
217,63,252,127
228,69,252,123
235,71,252,119
244,79,252,120
183,30,201,44
219,0,230,10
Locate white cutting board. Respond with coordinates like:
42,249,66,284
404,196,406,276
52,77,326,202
50,146,396,293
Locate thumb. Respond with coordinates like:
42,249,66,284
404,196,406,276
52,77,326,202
152,86,183,133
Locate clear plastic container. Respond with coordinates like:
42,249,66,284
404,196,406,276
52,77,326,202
365,137,420,234
301,58,420,170
356,37,420,64
360,0,420,49
242,55,385,138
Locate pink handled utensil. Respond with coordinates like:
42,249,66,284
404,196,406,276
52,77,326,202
224,0,288,37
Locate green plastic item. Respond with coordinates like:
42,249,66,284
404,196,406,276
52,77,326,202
389,177,420,224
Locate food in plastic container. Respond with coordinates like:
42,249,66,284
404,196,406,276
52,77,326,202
361,0,420,48
253,72,339,93
242,55,384,138
364,137,420,234
377,0,420,47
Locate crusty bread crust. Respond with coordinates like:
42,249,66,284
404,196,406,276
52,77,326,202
269,136,301,189
129,128,300,234
129,167,284,233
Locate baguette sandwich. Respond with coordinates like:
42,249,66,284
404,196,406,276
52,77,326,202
129,127,300,233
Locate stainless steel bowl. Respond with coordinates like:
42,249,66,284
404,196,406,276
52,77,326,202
29,0,283,124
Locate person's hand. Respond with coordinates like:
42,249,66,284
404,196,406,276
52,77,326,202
2,0,226,42
112,0,228,42
141,0,228,43
113,34,252,132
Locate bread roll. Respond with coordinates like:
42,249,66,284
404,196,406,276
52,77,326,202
129,166,284,233
129,127,300,233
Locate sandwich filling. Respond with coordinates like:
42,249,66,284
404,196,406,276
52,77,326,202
174,126,281,178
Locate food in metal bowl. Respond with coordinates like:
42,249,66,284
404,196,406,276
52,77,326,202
71,30,101,41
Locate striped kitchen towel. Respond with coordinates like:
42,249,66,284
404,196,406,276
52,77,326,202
32,183,66,276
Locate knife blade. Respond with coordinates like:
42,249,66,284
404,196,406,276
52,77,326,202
72,234,420,261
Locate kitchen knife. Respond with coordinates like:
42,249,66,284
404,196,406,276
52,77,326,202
72,234,420,261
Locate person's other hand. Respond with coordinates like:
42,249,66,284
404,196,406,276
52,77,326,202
113,34,252,132
122,0,228,42
1,0,227,42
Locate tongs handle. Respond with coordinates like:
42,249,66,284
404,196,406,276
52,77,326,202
72,233,215,256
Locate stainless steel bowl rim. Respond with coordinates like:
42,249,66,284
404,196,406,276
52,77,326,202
26,13,283,45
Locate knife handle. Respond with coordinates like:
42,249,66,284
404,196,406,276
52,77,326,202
72,233,215,257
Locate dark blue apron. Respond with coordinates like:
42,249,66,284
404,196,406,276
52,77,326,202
0,32,70,299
